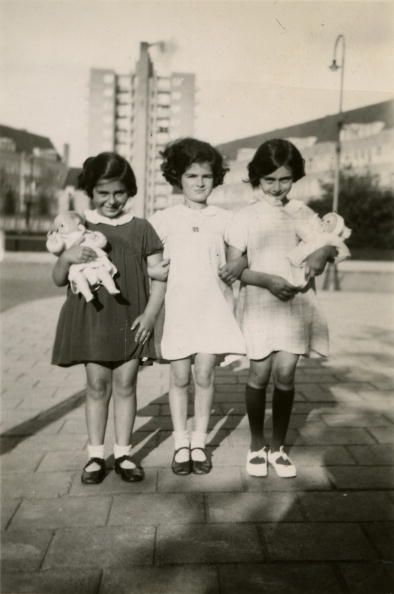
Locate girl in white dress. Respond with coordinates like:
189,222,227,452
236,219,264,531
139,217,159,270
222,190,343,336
150,138,245,475
224,139,337,479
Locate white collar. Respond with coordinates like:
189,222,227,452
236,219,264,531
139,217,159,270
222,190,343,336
181,204,218,216
85,208,134,227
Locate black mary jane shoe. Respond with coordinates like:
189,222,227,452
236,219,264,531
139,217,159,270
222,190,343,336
191,447,212,475
81,457,106,485
114,455,145,482
171,447,192,476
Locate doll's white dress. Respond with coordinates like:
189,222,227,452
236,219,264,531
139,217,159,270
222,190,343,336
225,197,329,360
150,204,245,360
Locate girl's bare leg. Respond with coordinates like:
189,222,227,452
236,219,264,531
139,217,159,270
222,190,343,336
112,358,140,469
191,353,217,462
170,358,192,462
84,362,112,470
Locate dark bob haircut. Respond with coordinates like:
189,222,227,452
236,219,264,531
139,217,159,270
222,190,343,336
247,139,305,188
78,152,137,198
160,137,228,188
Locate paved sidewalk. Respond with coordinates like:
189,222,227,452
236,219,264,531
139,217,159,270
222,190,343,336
1,291,393,594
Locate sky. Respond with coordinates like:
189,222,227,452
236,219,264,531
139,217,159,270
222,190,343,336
1,0,393,166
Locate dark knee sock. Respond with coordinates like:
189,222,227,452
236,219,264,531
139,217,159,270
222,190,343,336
245,384,266,451
272,386,295,450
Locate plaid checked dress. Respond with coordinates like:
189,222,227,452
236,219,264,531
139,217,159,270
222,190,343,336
226,197,329,360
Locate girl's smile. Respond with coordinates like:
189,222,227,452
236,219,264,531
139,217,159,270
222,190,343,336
92,179,129,218
259,165,294,203
181,162,214,208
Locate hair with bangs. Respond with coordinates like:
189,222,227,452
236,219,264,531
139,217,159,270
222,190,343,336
78,152,137,198
247,139,305,188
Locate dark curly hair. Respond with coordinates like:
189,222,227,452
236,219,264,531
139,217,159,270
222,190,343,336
247,139,305,188
160,137,228,188
78,152,137,198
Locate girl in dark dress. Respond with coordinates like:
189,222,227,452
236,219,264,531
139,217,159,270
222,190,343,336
51,153,165,484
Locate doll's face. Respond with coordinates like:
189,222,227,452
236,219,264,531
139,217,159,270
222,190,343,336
54,214,81,234
322,213,339,233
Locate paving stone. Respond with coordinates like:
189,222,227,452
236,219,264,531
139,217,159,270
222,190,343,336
3,433,87,452
100,565,219,594
260,522,377,560
69,467,158,495
157,523,263,564
299,384,337,402
289,445,355,466
207,492,302,522
209,444,248,466
43,526,155,568
1,471,73,498
0,569,101,594
157,467,243,493
321,412,390,427
36,450,86,471
244,466,332,492
299,426,375,445
1,499,21,529
0,450,44,473
108,493,204,526
0,530,53,571
339,562,394,594
368,427,394,444
347,444,394,465
230,428,299,446
218,563,342,594
9,496,112,530
362,522,394,559
328,466,394,489
300,491,393,521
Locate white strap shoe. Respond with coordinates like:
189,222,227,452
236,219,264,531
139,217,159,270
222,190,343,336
268,446,296,478
246,447,268,477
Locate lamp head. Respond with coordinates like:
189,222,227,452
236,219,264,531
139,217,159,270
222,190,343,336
329,59,340,71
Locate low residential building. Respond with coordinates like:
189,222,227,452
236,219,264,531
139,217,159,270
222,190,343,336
212,99,394,209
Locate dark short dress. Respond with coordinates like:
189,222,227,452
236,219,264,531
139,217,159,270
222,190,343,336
52,217,163,367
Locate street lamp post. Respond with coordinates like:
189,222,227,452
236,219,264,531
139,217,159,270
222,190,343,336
329,34,346,214
323,34,346,291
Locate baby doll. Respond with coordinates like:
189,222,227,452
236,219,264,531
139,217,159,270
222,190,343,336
287,211,351,287
46,211,120,302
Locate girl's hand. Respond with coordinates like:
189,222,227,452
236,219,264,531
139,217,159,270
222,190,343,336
218,255,248,285
267,275,298,301
131,313,154,344
305,246,338,279
148,259,170,281
61,243,97,266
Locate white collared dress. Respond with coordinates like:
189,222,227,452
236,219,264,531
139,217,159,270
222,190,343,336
225,197,329,360
150,204,245,360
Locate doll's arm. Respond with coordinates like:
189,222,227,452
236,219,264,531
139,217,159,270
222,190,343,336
84,230,107,250
46,232,66,256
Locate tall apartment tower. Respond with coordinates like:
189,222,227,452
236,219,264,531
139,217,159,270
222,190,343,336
88,42,195,217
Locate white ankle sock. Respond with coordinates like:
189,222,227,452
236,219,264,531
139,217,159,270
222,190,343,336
173,430,189,463
114,444,135,469
191,431,207,461
86,444,105,472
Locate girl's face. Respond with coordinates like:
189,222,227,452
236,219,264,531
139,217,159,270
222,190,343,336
181,162,214,207
92,178,129,218
259,165,293,202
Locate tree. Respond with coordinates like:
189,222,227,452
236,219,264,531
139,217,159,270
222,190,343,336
308,171,394,250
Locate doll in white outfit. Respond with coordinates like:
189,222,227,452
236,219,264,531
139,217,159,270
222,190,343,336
46,211,119,302
286,210,351,288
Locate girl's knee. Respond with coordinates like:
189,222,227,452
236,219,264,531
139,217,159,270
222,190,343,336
273,371,295,390
248,369,270,390
194,368,214,389
86,376,111,400
171,370,190,390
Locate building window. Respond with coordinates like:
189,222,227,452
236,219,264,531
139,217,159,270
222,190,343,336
103,87,114,97
104,73,114,83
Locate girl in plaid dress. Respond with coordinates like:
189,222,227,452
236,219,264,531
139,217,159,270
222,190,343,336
224,139,337,478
